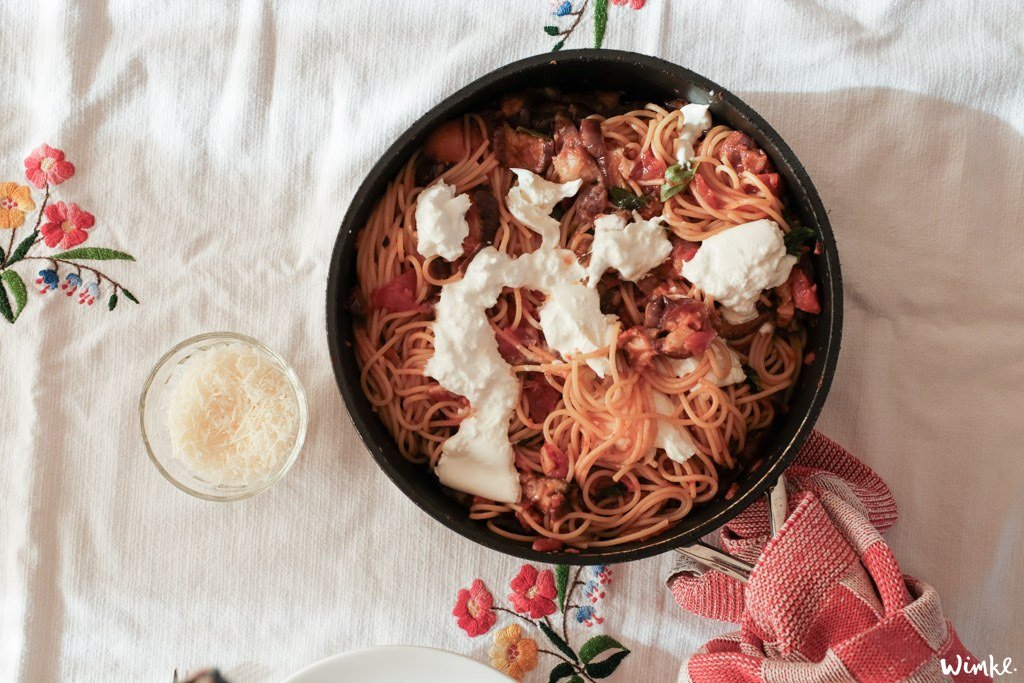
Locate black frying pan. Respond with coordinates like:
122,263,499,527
326,50,842,565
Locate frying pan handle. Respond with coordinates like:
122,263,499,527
668,474,788,584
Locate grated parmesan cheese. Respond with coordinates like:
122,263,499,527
166,342,300,486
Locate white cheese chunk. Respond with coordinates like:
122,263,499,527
673,103,712,165
669,346,746,387
682,219,797,324
652,391,697,463
507,168,582,247
426,171,586,503
587,212,672,285
414,180,472,261
539,283,617,377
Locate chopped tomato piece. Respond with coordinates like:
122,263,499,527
789,267,821,314
630,148,666,182
691,174,720,210
540,443,569,479
756,173,780,195
524,374,561,425
717,131,769,174
531,537,564,552
495,321,541,365
370,270,421,313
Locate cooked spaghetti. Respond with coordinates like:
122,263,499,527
350,90,821,550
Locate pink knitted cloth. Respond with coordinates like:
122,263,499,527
670,432,990,683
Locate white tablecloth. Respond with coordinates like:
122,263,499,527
2,1,1022,681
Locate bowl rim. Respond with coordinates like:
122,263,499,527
326,48,843,563
138,331,309,502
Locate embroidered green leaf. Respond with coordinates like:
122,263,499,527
555,565,570,612
568,677,584,683
552,39,565,52
2,270,28,321
783,226,816,256
579,635,628,664
108,292,118,311
539,621,578,663
584,649,630,679
0,279,13,323
548,662,576,683
0,245,5,264
608,186,647,210
49,247,136,261
6,229,38,266
121,288,140,304
544,25,560,36
594,0,608,48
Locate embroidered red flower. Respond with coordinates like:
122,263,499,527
41,201,95,249
611,0,646,8
508,565,557,618
452,578,497,637
24,144,75,189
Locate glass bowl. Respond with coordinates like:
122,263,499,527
139,332,308,501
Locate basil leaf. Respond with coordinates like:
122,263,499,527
660,162,699,202
783,226,816,256
664,163,685,184
515,125,551,140
608,186,647,210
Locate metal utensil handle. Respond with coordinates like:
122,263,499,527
672,474,788,584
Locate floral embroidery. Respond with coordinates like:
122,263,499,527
490,624,540,680
542,0,645,51
0,182,35,229
24,144,75,189
0,143,139,323
36,269,58,293
453,578,498,637
509,565,558,618
41,201,94,249
451,564,631,682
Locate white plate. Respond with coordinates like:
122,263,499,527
283,645,515,683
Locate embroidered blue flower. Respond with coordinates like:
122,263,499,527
551,0,572,16
575,604,603,627
61,272,82,296
78,281,100,306
36,269,59,293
